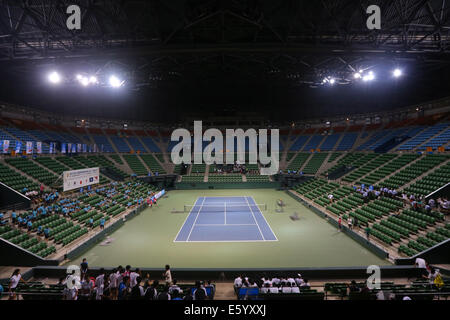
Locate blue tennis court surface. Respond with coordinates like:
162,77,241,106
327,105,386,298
174,196,278,242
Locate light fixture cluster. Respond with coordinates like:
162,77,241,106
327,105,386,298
47,71,125,88
321,68,403,86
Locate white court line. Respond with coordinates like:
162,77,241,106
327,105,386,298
245,196,265,241
183,239,278,243
173,197,201,242
186,197,206,242
195,224,256,226
250,196,278,241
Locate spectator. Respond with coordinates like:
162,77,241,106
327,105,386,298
300,279,310,289
163,265,172,285
171,290,183,300
281,282,292,293
193,281,207,300
365,226,370,240
80,258,88,280
157,285,171,300
130,268,141,287
260,283,270,294
234,275,243,288
130,276,144,300
8,269,26,300
169,279,182,295
95,268,105,300
348,280,360,293
295,274,304,286
269,284,279,294
144,280,158,300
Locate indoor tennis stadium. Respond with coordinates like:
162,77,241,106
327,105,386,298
0,0,449,302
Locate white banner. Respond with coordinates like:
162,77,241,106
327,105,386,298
26,141,33,154
63,167,100,192
154,189,165,200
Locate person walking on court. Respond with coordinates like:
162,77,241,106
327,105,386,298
338,217,342,232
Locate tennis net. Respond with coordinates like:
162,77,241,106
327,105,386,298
183,203,267,213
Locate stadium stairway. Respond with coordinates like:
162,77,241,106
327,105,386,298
315,153,333,174
285,152,312,172
102,129,120,154
342,154,399,184
331,133,346,152
31,157,63,177
317,152,346,176
133,135,151,153
297,135,315,152
104,154,132,175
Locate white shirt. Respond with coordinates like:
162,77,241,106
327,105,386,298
281,287,292,293
268,287,279,294
164,270,172,283
295,277,304,286
271,277,280,285
95,274,104,293
109,273,118,288
10,274,21,289
291,286,300,293
287,278,296,286
95,285,104,300
70,287,78,300
415,258,426,269
234,277,243,287
130,272,139,287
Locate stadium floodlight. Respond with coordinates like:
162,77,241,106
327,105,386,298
109,75,124,88
89,76,98,84
48,71,61,84
363,71,375,82
76,74,89,86
329,78,335,85
353,72,361,79
393,68,402,78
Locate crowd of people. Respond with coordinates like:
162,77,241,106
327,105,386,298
233,274,311,295
211,162,255,175
326,184,449,216
4,181,158,239
59,262,215,300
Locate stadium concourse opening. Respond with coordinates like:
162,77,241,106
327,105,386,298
0,0,449,306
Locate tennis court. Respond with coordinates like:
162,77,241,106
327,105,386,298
67,189,391,268
174,196,277,242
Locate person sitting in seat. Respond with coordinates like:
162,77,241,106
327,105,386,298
281,282,292,293
193,281,207,300
269,283,279,294
300,279,311,289
169,279,182,295
234,275,243,289
291,284,300,293
260,283,270,294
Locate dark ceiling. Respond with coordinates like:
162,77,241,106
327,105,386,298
0,0,450,122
